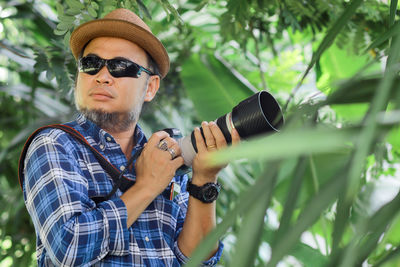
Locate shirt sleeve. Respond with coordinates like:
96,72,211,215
172,175,224,266
23,131,130,266
174,240,224,266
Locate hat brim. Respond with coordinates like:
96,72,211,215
70,19,170,78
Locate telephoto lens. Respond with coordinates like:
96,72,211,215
177,91,284,166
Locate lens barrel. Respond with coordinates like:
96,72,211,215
188,91,283,155
230,90,283,139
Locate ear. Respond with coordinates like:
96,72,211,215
143,75,160,102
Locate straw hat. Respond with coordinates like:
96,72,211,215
70,8,170,78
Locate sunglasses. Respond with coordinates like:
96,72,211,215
78,54,155,78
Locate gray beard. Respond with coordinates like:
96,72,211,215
79,107,142,132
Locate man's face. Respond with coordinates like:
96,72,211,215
75,37,159,130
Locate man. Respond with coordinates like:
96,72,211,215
22,8,239,266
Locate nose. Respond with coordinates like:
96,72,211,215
95,66,113,85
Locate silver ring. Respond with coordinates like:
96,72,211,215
167,148,176,160
158,140,168,151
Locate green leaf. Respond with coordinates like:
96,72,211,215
267,169,347,267
103,0,117,6
88,6,98,18
59,14,76,23
389,0,398,27
56,3,64,16
66,7,82,16
291,242,329,267
63,31,71,48
185,164,280,267
387,126,400,152
56,22,73,31
273,158,308,243
124,0,132,9
376,248,400,267
195,0,211,11
344,191,400,266
66,0,85,10
365,21,400,52
325,77,400,105
319,44,375,82
209,127,355,166
181,53,255,121
274,152,351,211
90,1,99,10
137,0,152,19
158,0,184,24
230,183,271,266
381,204,400,245
54,28,68,36
331,103,369,124
82,13,93,22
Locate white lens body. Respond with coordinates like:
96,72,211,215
177,114,234,167
177,135,197,166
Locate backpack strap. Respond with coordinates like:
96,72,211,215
18,124,135,197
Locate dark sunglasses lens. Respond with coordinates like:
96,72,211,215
108,59,140,78
80,56,103,75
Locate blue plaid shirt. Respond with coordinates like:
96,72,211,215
22,114,223,266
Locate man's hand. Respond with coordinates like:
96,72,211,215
121,131,184,227
191,121,240,184
134,131,184,197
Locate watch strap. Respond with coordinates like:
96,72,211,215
186,179,221,203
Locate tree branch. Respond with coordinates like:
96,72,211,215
0,41,31,59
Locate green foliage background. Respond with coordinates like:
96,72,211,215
0,0,399,266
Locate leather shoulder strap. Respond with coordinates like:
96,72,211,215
18,124,133,191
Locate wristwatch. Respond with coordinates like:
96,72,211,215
186,179,221,203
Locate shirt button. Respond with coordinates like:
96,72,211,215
99,144,105,150
120,165,126,171
106,136,112,142
145,236,150,242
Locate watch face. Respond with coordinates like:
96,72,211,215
187,180,221,203
202,184,220,202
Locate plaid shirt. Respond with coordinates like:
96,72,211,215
22,114,223,266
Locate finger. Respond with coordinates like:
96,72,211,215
171,156,185,169
194,127,207,153
169,143,182,157
165,146,180,161
163,136,178,148
209,121,227,149
155,148,176,163
157,136,177,151
202,122,217,149
201,121,217,148
231,128,241,145
147,131,170,147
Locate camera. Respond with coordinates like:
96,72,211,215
165,91,284,168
